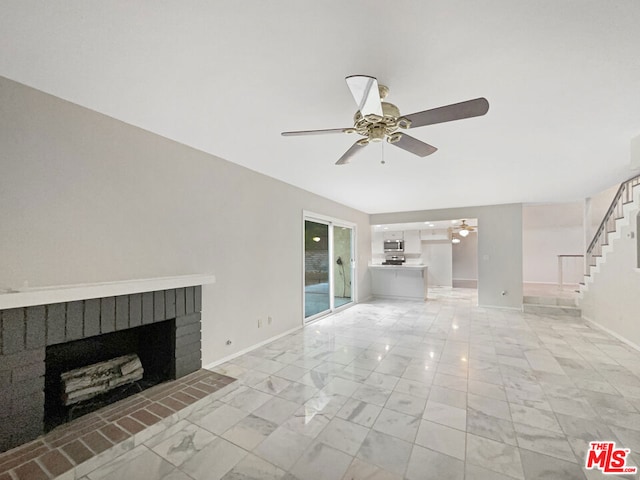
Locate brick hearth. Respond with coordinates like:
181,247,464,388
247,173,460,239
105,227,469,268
0,369,236,480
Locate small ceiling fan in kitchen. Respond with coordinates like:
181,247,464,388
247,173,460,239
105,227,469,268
453,220,476,237
281,75,489,165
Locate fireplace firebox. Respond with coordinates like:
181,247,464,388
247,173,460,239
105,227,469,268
44,319,175,431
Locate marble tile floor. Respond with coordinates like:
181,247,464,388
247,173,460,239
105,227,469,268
523,282,579,300
74,288,640,479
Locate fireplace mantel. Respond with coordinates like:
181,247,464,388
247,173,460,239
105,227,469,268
0,274,215,310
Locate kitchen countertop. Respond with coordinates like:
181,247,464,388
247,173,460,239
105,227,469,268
369,264,428,270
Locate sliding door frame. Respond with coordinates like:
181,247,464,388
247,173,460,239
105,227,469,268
302,211,357,323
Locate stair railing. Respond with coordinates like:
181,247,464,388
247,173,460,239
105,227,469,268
586,174,640,273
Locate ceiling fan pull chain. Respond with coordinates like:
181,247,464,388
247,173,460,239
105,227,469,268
381,142,386,165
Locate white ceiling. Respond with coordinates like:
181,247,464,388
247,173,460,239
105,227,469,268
2,1,640,214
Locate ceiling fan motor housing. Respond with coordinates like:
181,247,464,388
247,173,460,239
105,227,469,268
350,91,411,145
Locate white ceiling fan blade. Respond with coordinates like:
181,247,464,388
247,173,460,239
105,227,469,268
281,128,350,136
390,133,438,157
336,141,367,165
404,98,489,128
345,75,383,117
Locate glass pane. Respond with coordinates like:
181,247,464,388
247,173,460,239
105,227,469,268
333,226,353,308
304,220,330,319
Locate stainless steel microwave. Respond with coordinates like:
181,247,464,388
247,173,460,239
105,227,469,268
383,240,404,252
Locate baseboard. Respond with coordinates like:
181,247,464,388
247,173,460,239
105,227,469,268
452,279,477,288
203,324,304,370
372,294,426,302
582,315,640,352
477,303,523,311
523,281,580,287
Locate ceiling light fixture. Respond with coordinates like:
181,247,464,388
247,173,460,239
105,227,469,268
452,237,461,244
312,237,321,242
455,219,476,238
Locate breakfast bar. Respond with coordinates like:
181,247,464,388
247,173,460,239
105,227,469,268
369,264,428,300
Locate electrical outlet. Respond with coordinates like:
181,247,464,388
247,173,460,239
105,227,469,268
268,316,272,325
258,318,262,328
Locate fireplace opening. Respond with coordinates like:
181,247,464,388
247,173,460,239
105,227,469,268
44,319,176,431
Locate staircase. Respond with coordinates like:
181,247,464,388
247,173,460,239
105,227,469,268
522,174,640,317
579,174,640,297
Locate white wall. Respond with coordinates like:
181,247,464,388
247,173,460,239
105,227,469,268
586,184,619,248
522,203,584,284
371,204,523,309
452,231,477,287
0,77,372,365
422,241,452,287
581,206,640,348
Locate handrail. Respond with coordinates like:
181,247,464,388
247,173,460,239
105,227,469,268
586,174,640,272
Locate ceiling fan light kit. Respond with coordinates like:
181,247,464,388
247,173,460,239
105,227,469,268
452,219,475,240
281,75,489,165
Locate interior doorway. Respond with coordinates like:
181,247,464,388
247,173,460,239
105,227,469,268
304,214,355,322
370,219,478,289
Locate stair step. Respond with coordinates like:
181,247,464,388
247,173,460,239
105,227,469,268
523,295,577,307
523,304,581,317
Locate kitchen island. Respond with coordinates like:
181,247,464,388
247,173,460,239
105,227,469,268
369,264,428,300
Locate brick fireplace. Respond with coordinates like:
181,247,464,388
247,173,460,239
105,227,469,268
0,285,203,453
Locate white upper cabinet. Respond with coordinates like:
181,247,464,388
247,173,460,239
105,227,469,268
384,231,403,240
372,231,385,254
420,229,450,241
404,230,421,253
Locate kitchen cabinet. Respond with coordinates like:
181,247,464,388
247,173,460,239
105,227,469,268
404,230,421,253
372,231,385,254
420,229,450,241
384,231,403,240
369,265,428,300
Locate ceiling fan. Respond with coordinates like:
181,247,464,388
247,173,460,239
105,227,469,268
281,75,489,165
453,220,476,237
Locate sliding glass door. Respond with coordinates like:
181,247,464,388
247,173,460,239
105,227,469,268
304,220,330,318
304,214,355,322
333,225,353,308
